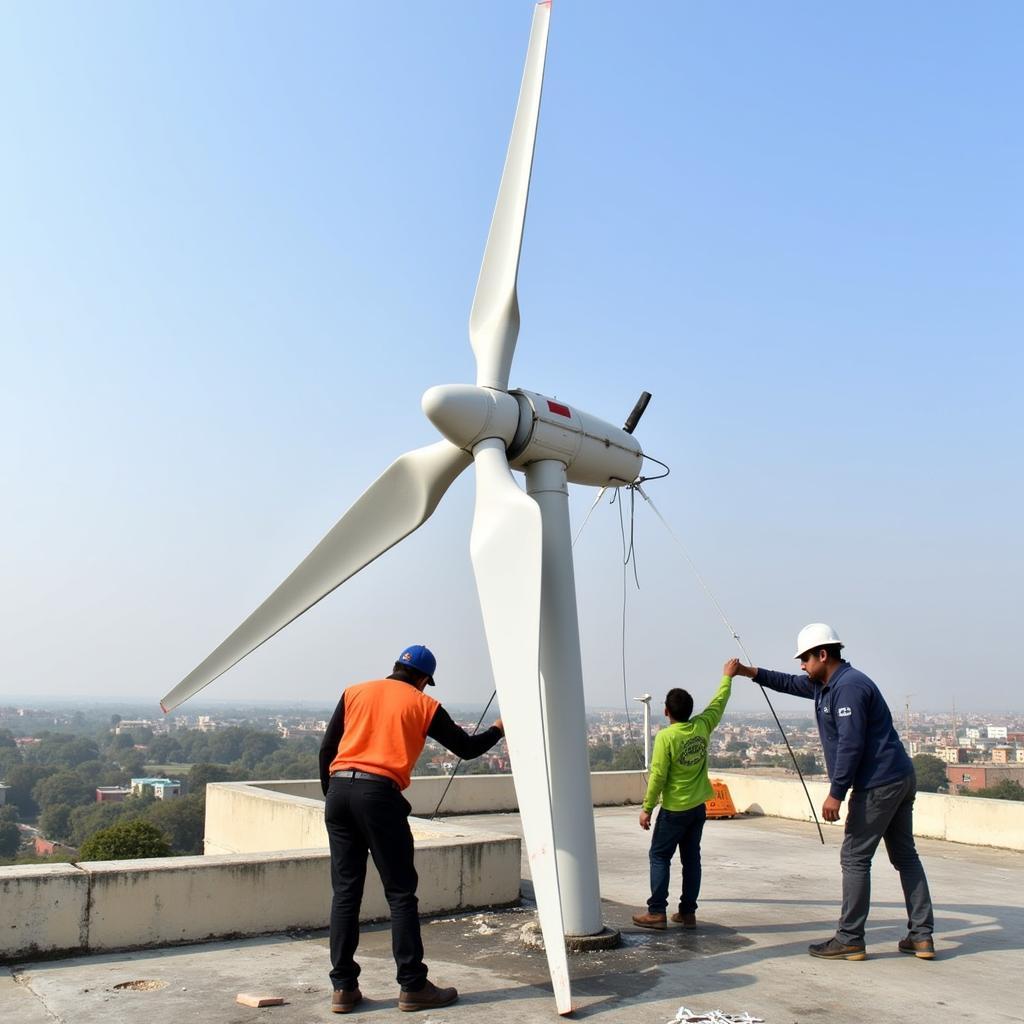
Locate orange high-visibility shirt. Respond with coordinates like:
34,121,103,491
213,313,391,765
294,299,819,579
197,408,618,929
329,678,440,790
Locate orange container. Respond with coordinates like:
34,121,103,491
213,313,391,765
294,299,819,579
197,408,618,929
705,778,737,819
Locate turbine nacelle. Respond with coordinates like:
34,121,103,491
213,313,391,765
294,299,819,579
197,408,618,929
423,383,644,488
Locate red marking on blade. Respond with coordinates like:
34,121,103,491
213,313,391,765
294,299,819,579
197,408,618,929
160,701,169,714
547,400,571,418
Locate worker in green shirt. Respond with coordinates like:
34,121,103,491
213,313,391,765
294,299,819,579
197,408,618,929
632,662,734,930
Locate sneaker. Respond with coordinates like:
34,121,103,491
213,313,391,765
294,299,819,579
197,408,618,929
808,937,867,961
331,988,362,1014
671,912,697,929
631,911,667,930
398,980,458,1012
898,935,935,960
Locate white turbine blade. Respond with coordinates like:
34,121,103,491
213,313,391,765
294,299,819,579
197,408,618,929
469,0,551,392
469,438,572,1015
160,440,471,712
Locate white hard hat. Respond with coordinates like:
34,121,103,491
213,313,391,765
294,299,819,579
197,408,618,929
794,623,843,659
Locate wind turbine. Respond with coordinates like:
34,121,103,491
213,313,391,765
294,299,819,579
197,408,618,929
160,3,647,1013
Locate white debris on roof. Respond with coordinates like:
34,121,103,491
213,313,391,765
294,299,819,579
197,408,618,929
671,1009,765,1024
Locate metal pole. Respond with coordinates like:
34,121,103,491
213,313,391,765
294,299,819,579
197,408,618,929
633,694,652,768
525,459,603,937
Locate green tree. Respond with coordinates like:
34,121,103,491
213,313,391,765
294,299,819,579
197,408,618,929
588,743,614,769
39,803,74,843
69,801,132,847
33,770,93,811
187,763,242,795
0,747,23,777
146,795,205,854
148,735,184,763
912,754,948,793
0,820,20,858
610,745,645,771
241,732,281,770
79,819,171,860
119,750,147,774
4,763,57,817
0,729,16,749
962,779,1024,801
0,804,19,824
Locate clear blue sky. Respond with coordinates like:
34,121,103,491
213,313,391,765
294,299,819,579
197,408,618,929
2,2,1021,715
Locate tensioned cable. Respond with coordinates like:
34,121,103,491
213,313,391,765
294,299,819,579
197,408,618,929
634,484,825,844
428,691,497,819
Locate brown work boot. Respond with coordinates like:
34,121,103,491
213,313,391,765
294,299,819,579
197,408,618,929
631,910,667,930
898,935,935,959
398,980,458,1012
331,987,362,1013
671,912,697,929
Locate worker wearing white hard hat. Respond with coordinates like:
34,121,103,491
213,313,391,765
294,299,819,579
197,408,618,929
726,625,934,962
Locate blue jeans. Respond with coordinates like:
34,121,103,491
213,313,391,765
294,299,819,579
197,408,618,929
647,803,707,915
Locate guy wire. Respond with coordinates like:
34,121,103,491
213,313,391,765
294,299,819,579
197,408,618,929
429,691,496,820
634,484,825,844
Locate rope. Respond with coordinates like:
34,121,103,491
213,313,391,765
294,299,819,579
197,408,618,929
634,484,825,844
428,691,496,819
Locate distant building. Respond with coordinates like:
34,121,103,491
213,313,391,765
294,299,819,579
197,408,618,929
130,777,182,800
34,837,75,858
96,787,132,803
935,746,968,765
987,726,1009,740
114,719,155,735
947,763,1024,793
196,716,218,733
0,783,9,806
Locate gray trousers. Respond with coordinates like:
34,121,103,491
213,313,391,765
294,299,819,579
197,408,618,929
837,772,934,945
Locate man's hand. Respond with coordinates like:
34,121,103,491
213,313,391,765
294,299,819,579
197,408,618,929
822,795,843,823
494,718,504,736
639,810,652,830
724,658,756,679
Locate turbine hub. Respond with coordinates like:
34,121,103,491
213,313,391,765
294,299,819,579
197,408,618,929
422,384,521,452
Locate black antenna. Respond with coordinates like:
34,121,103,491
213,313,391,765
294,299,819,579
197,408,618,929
623,391,652,434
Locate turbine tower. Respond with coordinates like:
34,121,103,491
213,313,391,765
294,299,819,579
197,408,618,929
160,4,643,1013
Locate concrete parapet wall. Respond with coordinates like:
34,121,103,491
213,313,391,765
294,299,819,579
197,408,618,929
0,864,89,960
208,771,1023,854
208,772,649,855
0,821,519,963
710,771,1024,851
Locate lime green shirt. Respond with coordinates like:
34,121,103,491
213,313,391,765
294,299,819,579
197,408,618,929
642,675,733,813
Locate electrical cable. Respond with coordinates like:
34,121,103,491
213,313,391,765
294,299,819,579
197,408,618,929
613,489,648,776
634,483,825,844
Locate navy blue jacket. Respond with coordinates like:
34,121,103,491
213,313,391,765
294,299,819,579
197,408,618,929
754,662,912,801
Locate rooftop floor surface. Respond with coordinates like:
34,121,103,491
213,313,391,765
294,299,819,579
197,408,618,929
4,807,1021,1023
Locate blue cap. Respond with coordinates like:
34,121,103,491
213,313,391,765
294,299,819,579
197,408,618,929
398,644,436,685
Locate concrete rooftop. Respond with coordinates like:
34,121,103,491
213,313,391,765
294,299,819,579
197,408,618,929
4,806,1021,1023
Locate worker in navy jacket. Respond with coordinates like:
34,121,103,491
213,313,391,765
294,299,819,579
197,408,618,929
727,623,935,962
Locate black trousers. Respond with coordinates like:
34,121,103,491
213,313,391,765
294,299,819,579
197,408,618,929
325,776,428,991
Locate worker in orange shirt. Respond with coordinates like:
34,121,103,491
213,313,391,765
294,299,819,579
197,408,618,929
318,645,505,1014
